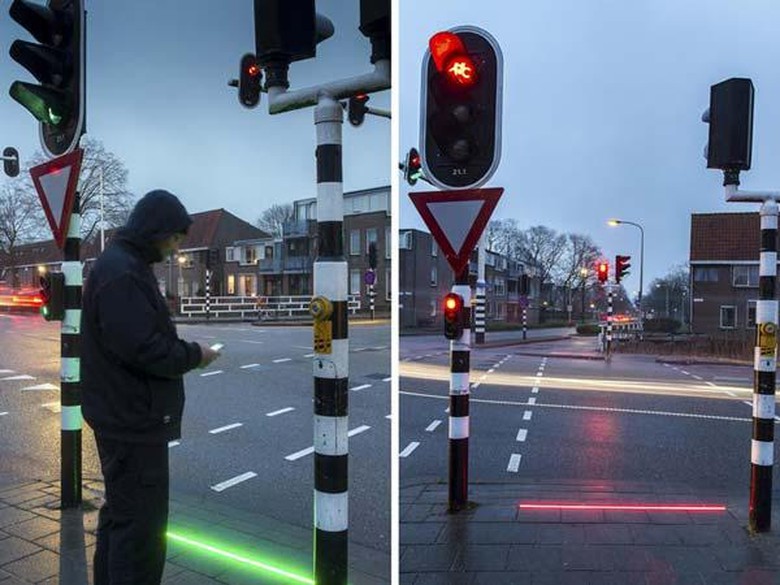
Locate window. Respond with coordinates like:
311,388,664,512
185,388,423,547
350,270,362,295
431,239,437,257
733,265,759,287
693,266,718,282
720,305,737,329
366,228,378,254
430,265,438,287
265,245,273,259
227,274,235,295
385,227,391,259
400,231,413,250
244,246,257,265
225,247,235,262
494,277,506,296
386,267,391,301
747,300,757,328
350,230,361,255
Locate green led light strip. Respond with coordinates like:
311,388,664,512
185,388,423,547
167,531,314,585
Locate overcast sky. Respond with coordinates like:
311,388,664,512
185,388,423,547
399,0,780,298
0,0,390,226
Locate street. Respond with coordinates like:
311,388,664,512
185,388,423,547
400,333,778,499
0,314,390,552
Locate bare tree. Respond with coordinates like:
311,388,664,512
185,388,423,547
256,203,294,238
0,182,48,287
517,226,567,297
23,137,135,244
555,233,602,288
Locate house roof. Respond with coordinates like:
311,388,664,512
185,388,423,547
690,212,763,261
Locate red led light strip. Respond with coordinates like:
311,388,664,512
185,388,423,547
519,503,726,512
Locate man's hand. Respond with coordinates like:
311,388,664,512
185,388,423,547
197,343,221,369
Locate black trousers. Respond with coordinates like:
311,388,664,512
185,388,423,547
94,436,170,585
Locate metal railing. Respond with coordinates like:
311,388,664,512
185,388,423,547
178,294,362,320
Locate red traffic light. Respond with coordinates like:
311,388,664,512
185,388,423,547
246,63,260,77
445,294,461,312
429,31,477,88
597,261,609,283
443,292,465,340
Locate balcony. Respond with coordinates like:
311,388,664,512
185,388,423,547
258,258,282,273
283,220,316,238
283,256,313,273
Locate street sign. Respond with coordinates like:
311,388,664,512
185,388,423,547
409,187,503,275
30,148,83,249
364,269,376,285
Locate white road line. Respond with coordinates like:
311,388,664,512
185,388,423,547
240,363,260,369
531,387,539,394
0,375,34,381
21,383,58,391
304,354,315,358
210,472,258,493
240,340,265,345
41,402,60,413
400,390,761,423
523,411,533,421
516,429,528,442
0,412,7,416
267,407,295,417
426,420,442,432
507,454,522,472
681,370,690,376
273,358,292,364
400,442,420,458
385,414,392,419
691,375,703,381
382,377,392,382
285,425,372,461
528,397,537,405
705,381,717,387
209,423,243,434
472,383,481,390
351,384,372,392
743,401,753,408
0,370,14,374
200,370,224,377
168,441,180,448
488,369,495,374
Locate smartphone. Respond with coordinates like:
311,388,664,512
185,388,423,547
210,343,224,352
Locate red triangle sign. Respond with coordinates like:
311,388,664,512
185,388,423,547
30,148,83,249
409,188,503,275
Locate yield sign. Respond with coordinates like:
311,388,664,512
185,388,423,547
409,188,503,275
30,148,83,249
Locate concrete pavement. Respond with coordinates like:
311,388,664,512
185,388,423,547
0,476,389,585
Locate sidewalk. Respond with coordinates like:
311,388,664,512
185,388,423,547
0,476,389,585
400,480,780,584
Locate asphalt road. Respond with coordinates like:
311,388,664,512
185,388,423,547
0,313,390,551
400,335,779,498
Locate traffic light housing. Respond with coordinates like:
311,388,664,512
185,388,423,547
403,147,422,185
2,147,19,178
615,255,631,284
520,274,530,296
421,26,502,190
704,78,754,172
40,272,64,321
443,292,465,340
597,261,609,284
359,0,390,64
368,242,377,269
238,54,262,108
348,94,369,126
9,0,85,158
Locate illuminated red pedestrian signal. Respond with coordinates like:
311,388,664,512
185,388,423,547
597,262,609,284
443,292,464,340
238,53,261,109
422,27,502,190
348,94,370,126
404,147,422,185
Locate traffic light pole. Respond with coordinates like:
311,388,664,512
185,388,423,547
449,268,471,511
475,235,486,345
606,284,613,359
61,194,82,508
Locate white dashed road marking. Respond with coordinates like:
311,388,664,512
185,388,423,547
400,442,420,458
382,377,392,382
209,423,243,434
168,441,180,448
240,364,260,369
211,472,257,493
285,425,372,461
516,428,528,442
351,384,372,392
266,407,295,417
273,358,292,364
507,454,522,472
523,411,533,421
426,420,442,432
0,375,34,381
200,370,223,377
21,383,58,391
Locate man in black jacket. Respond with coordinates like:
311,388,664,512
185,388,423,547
82,190,220,585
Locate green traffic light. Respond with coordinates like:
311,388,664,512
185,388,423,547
9,81,68,125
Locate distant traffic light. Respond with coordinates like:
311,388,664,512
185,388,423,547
238,53,262,108
422,27,502,189
704,78,754,172
9,0,85,158
597,261,609,284
348,94,369,126
615,255,631,284
40,272,64,321
2,147,19,178
443,292,464,340
404,147,422,185
368,241,377,269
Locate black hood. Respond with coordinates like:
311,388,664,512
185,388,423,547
116,190,192,263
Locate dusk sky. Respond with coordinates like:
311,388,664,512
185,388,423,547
0,1,390,226
399,0,780,298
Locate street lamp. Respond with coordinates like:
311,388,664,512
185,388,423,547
607,218,644,322
579,267,588,323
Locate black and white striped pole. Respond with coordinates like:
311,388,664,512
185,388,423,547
312,94,349,584
61,194,82,508
448,269,471,511
606,285,613,358
522,307,527,340
368,279,375,319
205,269,211,320
475,234,486,344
